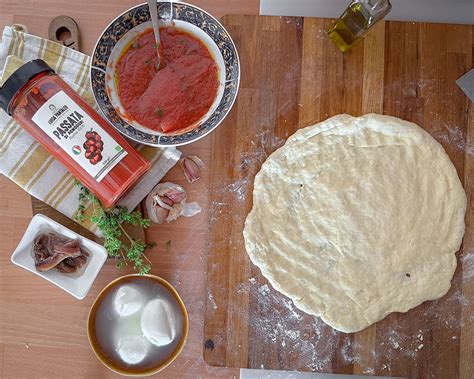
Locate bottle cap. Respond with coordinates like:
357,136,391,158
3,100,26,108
0,59,54,115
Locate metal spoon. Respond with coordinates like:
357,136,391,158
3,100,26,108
147,0,164,70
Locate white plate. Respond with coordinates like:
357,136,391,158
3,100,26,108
11,214,108,300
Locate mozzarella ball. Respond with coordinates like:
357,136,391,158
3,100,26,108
141,299,177,347
113,284,145,317
116,335,149,365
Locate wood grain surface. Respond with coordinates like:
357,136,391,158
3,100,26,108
0,1,259,378
31,197,100,242
31,197,146,246
204,15,474,377
0,0,258,55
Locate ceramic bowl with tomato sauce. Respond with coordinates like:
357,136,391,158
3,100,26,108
90,2,239,147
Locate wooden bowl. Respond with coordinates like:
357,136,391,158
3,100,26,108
87,274,188,376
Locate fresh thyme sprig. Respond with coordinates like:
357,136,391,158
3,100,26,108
74,182,153,275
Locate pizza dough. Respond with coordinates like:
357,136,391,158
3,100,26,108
243,114,466,333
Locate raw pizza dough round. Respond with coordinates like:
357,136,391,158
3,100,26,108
243,114,466,333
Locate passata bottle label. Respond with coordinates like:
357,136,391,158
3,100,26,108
32,91,127,182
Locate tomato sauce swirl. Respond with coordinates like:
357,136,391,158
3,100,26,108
116,27,219,133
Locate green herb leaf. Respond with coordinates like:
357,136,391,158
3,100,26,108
75,183,154,275
155,108,164,117
139,264,151,275
165,239,172,252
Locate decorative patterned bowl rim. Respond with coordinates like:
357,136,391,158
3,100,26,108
90,1,240,147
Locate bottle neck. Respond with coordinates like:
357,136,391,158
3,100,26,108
9,71,54,115
352,0,391,27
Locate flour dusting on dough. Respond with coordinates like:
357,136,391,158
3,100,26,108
207,113,471,373
244,114,466,333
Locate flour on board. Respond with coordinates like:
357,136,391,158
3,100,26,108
207,113,473,373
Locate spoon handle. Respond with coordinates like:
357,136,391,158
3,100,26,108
147,0,162,68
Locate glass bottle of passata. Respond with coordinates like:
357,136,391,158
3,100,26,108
0,59,150,208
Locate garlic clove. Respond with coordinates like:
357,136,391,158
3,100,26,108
156,195,174,209
152,205,170,224
164,188,187,204
179,156,204,183
145,192,169,224
156,182,186,196
145,181,201,224
166,204,183,223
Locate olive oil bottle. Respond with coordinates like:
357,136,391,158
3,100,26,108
328,0,392,52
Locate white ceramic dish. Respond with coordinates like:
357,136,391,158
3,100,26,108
10,214,108,300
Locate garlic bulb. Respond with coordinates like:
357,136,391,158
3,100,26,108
145,182,201,224
179,156,204,183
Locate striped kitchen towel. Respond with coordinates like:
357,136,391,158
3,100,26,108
0,25,180,235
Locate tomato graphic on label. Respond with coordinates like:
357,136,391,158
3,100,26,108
85,151,96,159
83,129,104,164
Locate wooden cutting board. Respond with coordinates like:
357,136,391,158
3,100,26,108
204,15,473,377
30,198,146,245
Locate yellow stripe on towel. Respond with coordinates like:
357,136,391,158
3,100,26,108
7,140,36,177
52,177,77,209
47,175,76,207
12,145,50,187
44,172,71,204
26,155,55,191
43,39,63,70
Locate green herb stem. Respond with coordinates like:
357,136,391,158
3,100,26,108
74,182,154,275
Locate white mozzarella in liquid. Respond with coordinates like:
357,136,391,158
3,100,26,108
141,299,177,347
113,284,145,317
116,335,149,365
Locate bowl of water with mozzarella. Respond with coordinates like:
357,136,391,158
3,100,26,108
87,274,188,376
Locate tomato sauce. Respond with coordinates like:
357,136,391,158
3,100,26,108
116,27,219,133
